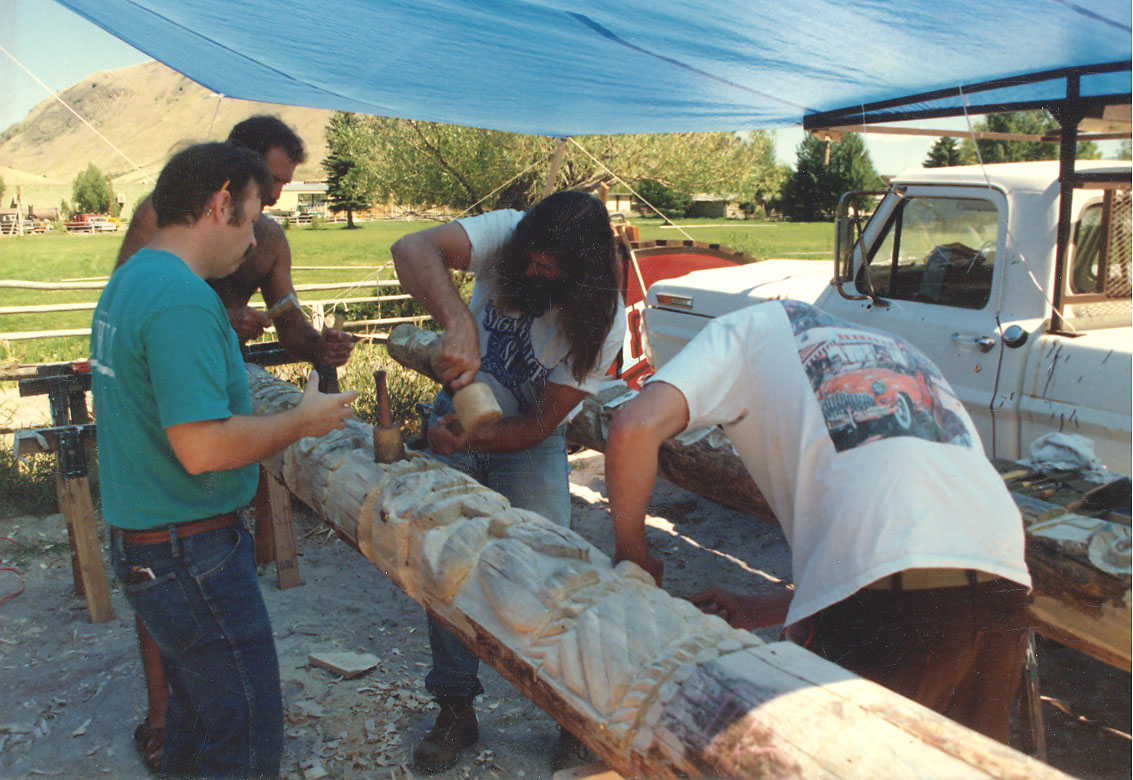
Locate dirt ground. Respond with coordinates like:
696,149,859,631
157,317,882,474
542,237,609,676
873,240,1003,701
0,450,1129,780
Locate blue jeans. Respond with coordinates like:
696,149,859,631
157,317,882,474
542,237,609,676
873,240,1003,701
424,392,571,700
111,524,283,779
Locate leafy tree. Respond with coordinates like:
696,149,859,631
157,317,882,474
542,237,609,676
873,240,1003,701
366,119,785,213
959,111,1098,163
634,180,691,219
779,132,883,221
323,112,381,228
924,137,967,168
71,163,110,214
1117,139,1131,161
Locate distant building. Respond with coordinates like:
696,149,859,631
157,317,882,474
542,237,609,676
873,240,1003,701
687,194,744,219
605,190,635,215
594,182,635,215
272,181,329,217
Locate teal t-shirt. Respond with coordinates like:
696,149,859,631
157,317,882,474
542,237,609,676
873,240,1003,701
91,249,258,529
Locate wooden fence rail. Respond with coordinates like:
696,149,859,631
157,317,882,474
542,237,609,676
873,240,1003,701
0,293,416,317
0,274,429,346
0,278,402,292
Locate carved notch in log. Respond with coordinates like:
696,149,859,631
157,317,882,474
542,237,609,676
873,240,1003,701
247,366,1066,780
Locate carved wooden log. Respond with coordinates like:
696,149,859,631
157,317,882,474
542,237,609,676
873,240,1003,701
247,365,1065,780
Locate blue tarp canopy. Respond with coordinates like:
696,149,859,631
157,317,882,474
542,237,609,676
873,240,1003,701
55,0,1131,136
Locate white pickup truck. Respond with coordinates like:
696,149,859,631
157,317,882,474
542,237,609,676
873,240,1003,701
642,160,1132,474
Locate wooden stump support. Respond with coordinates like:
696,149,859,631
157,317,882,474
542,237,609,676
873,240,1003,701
252,466,302,590
246,365,1066,780
54,471,113,623
17,367,113,623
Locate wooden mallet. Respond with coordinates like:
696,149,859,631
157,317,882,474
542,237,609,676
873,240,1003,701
385,323,503,435
372,370,405,463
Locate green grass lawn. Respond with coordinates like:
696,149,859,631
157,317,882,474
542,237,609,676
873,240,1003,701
0,217,833,365
633,217,835,261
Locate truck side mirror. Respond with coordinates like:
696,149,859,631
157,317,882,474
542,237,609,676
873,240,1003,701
832,189,886,301
834,216,854,284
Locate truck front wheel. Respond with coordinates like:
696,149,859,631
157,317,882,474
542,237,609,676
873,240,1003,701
891,393,913,432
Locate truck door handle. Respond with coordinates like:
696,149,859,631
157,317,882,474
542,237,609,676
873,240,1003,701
951,333,997,353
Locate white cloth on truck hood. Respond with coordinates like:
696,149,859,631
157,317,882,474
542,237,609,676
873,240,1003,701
1021,432,1119,483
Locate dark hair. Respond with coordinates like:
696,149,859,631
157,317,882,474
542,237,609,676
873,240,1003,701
496,191,620,383
227,115,307,163
152,143,272,228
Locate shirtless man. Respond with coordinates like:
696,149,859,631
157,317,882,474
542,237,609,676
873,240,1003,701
116,115,354,368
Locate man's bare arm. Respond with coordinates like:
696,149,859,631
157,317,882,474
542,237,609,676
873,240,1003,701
427,381,586,456
165,371,357,474
605,382,690,585
688,589,792,630
115,195,158,269
256,220,353,366
391,222,479,389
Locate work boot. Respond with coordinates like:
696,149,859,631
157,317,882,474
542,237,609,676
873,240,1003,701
412,696,479,774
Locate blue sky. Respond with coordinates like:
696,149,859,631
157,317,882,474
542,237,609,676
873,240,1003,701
0,0,148,132
10,1,1112,177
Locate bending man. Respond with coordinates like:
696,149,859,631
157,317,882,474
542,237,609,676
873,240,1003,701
605,299,1031,743
92,142,357,778
391,191,626,773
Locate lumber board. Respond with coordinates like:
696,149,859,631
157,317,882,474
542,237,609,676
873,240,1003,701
265,472,302,590
245,365,1066,780
55,474,114,623
253,467,277,565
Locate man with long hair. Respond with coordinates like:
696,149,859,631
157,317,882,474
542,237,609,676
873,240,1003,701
392,191,625,773
93,142,357,778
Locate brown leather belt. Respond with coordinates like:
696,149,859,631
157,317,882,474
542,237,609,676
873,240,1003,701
119,512,239,545
865,568,999,591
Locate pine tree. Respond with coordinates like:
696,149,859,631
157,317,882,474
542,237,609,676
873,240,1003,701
779,133,882,221
323,112,379,228
924,137,965,167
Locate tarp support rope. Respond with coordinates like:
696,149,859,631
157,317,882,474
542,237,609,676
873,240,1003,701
957,87,1076,334
0,42,154,185
567,138,695,241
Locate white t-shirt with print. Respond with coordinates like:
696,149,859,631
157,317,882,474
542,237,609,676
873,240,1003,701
456,209,626,418
651,300,1031,626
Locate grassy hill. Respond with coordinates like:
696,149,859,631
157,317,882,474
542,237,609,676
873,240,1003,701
0,60,337,213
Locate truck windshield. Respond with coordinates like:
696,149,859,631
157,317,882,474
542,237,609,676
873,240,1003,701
859,197,998,310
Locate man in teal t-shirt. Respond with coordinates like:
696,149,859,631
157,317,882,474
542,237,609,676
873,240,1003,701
91,142,357,779
93,247,259,528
